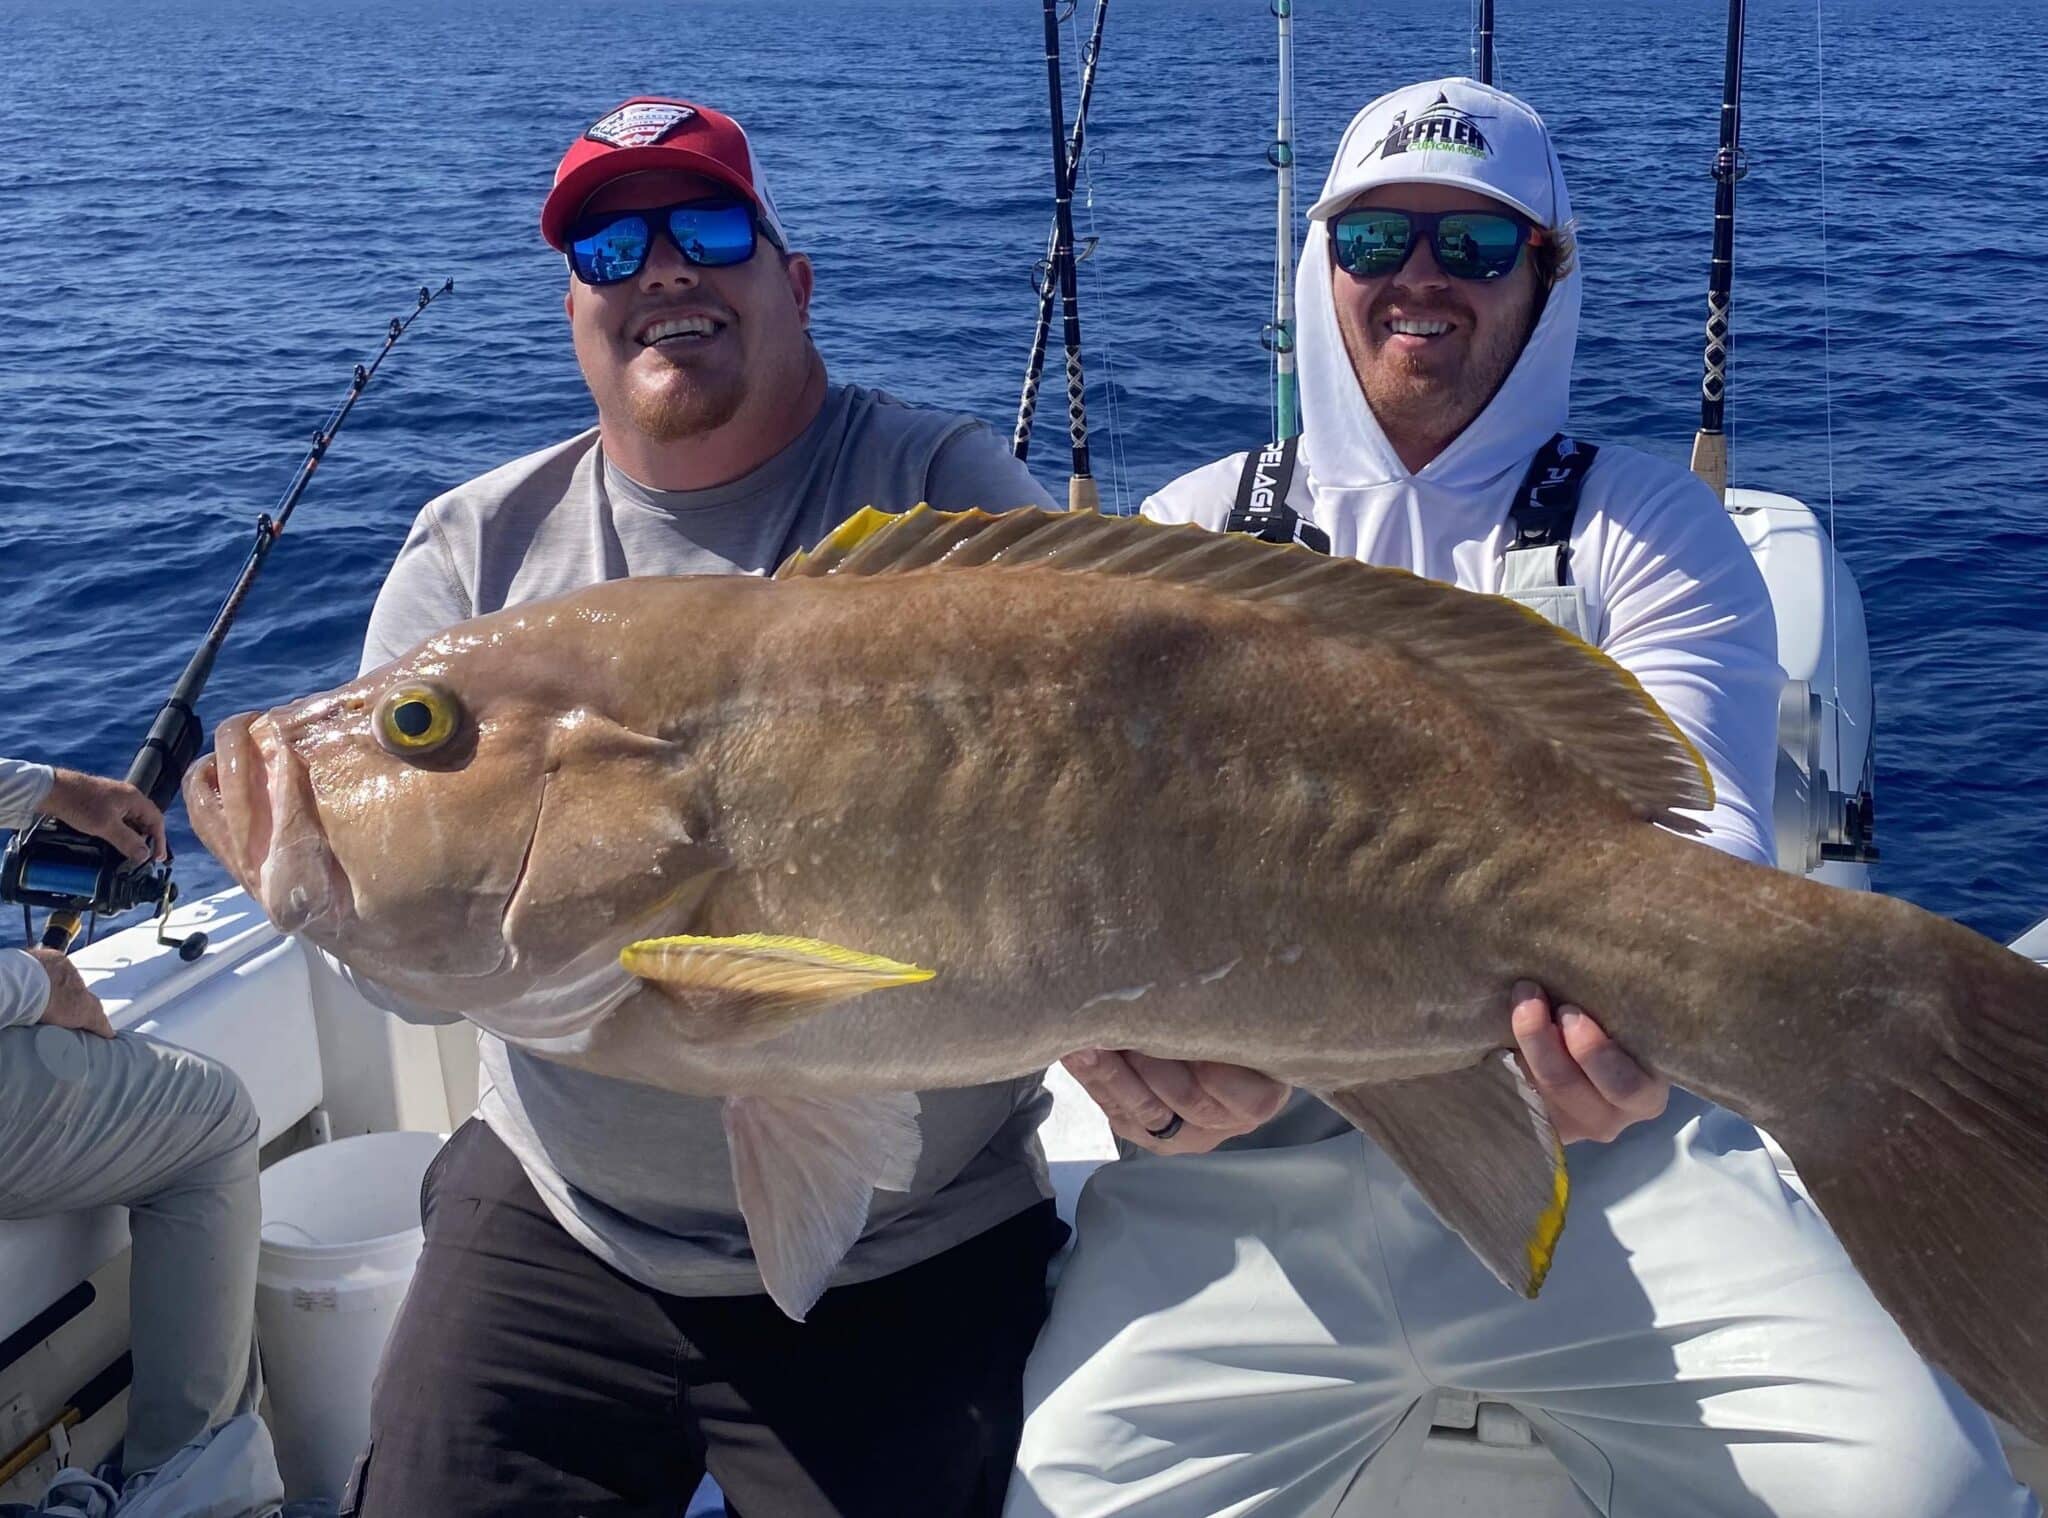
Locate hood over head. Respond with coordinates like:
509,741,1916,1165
1298,77,1582,497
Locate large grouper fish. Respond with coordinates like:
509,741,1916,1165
184,506,2048,1441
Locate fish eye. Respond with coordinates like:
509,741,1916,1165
374,682,462,758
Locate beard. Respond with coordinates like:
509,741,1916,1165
625,362,747,442
1339,281,1543,458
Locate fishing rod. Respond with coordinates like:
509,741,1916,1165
1690,0,1747,497
1476,0,1495,84
1262,0,1301,440
1,279,456,960
1014,0,1109,465
1027,0,1101,511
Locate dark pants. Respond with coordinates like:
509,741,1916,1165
342,1118,1066,1518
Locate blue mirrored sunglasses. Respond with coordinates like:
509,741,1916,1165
565,199,779,286
1330,207,1541,282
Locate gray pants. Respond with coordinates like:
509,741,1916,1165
0,1026,261,1476
1010,1093,2036,1517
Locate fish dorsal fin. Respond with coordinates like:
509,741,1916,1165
778,506,1713,827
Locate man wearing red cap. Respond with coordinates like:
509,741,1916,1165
336,97,1064,1518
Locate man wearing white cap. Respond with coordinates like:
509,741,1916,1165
1010,79,2035,1517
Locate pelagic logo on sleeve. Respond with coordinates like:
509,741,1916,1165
586,102,697,150
1371,94,1493,161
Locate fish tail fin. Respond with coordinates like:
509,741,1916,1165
1768,912,2048,1445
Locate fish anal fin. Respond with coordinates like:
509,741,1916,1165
622,933,933,1044
725,1090,923,1320
1316,1051,1568,1298
772,507,1711,826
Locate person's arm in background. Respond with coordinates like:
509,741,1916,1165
0,758,56,835
0,760,166,864
0,758,167,1035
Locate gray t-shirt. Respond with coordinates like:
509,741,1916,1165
360,383,1061,1295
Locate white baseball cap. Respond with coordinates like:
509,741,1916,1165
1305,77,1571,232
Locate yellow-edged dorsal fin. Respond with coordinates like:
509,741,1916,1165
773,506,1713,829
622,933,935,1044
775,504,929,580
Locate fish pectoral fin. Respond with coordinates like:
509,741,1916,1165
725,1090,924,1321
1314,1052,1569,1298
622,933,935,1044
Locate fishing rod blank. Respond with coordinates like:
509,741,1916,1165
1691,0,1747,497
1477,0,1496,84
1014,0,1109,464
1,279,456,957
1034,0,1099,511
1263,0,1301,440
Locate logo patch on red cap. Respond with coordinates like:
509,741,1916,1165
586,102,697,150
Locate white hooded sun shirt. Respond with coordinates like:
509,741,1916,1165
1145,77,1783,873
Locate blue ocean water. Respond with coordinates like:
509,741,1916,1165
1,0,2043,947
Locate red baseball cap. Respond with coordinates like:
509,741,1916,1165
540,97,790,251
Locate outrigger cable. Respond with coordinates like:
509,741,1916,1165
1014,0,1109,468
1262,0,1301,440
1,280,456,959
1691,0,1748,499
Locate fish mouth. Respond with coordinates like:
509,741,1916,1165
186,712,352,937
183,752,231,871
184,719,266,893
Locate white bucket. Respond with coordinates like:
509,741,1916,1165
255,1129,445,1500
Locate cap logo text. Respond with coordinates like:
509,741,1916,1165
586,102,697,150
1369,93,1492,162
